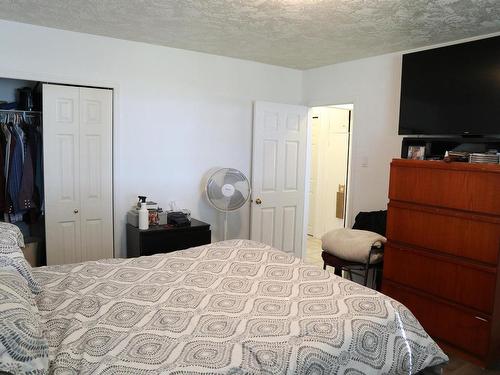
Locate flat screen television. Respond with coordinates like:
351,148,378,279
399,35,500,136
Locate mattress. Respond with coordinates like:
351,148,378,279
33,240,448,374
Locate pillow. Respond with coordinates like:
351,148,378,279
0,267,49,374
0,245,42,295
0,222,25,248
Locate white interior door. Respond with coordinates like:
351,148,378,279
323,132,349,232
43,84,113,265
250,101,308,256
79,87,113,261
313,107,350,237
43,85,82,265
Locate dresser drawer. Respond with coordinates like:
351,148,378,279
387,204,500,264
141,230,211,256
382,282,490,358
383,244,497,313
389,163,500,215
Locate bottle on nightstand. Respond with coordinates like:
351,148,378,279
138,201,149,230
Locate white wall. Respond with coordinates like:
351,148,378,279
0,20,303,257
303,54,403,226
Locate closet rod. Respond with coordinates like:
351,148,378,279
0,109,41,114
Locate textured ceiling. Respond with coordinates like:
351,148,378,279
0,0,499,69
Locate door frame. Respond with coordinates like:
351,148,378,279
301,101,356,258
0,69,119,257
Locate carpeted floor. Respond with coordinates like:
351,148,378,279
444,355,500,374
305,236,323,268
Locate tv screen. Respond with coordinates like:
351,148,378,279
399,36,500,136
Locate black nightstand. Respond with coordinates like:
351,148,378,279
126,219,211,257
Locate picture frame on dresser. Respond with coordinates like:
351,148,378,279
407,145,426,160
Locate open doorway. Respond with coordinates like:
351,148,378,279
306,104,352,267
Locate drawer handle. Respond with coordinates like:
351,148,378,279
475,316,488,322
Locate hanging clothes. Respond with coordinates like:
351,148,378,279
5,124,17,215
18,142,34,210
1,123,11,189
7,123,24,214
0,128,5,211
18,123,36,210
0,112,43,222
34,127,44,209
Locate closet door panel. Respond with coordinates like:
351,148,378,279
79,88,113,261
43,84,82,265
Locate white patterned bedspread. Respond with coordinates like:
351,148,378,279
33,240,448,374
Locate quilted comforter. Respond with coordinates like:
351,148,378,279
33,240,448,374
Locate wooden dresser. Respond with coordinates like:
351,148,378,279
382,159,500,367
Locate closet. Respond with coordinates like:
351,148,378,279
0,79,113,266
0,79,44,265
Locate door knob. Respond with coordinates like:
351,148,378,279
255,198,262,205
74,209,79,214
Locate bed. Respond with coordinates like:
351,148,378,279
24,239,448,374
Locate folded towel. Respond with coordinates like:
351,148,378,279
321,228,387,264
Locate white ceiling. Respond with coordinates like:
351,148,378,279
0,0,499,69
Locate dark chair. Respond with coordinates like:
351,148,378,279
321,210,387,289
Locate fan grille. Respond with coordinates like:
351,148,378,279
206,168,250,212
